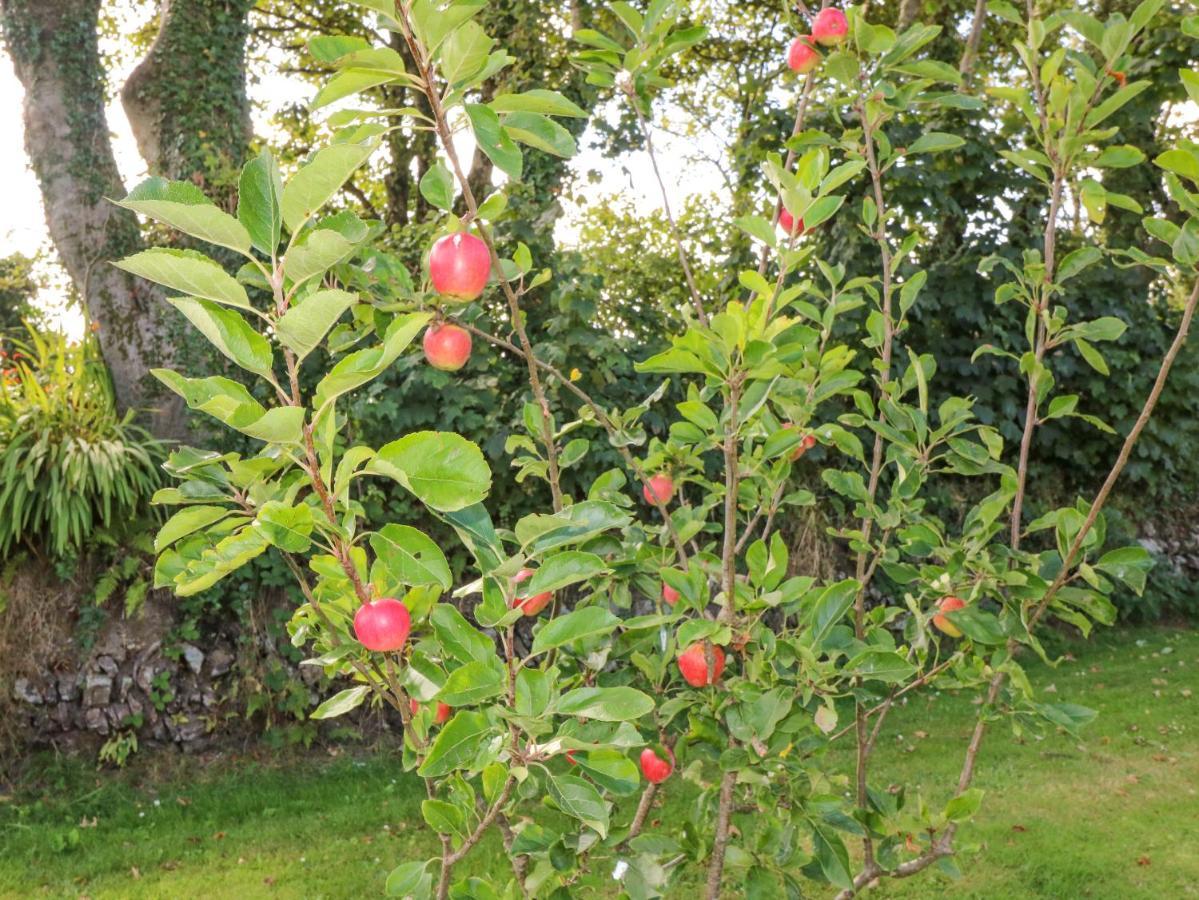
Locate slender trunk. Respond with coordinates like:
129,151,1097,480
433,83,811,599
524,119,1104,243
705,770,736,899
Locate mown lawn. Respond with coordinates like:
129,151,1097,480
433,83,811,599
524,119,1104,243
1,626,1196,899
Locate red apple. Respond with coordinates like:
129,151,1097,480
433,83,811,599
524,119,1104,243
639,747,673,784
353,597,411,652
932,595,966,638
778,208,806,236
677,641,725,687
408,699,453,724
510,567,553,617
661,583,680,606
812,8,849,47
429,232,491,300
787,36,821,74
423,322,472,371
642,473,675,506
566,749,578,766
784,425,818,461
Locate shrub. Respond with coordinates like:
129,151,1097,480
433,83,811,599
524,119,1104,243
0,326,164,561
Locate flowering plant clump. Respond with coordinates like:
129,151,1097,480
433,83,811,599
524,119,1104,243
125,0,1199,896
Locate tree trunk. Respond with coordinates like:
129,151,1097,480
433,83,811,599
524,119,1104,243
1,0,185,437
122,0,253,200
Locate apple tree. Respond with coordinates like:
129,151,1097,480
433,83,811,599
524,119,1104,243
124,0,1199,897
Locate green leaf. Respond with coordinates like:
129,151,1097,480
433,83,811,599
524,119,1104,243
151,369,304,444
574,749,639,796
1079,179,1106,224
514,501,630,555
418,710,493,777
370,523,452,591
419,162,455,211
489,89,586,117
1154,148,1199,185
238,150,284,255
255,500,314,552
502,112,576,157
813,827,853,890
154,505,231,553
530,606,619,655
545,773,608,837
436,659,505,706
276,289,358,360
1056,247,1102,283
421,799,466,837
1094,545,1154,596
430,603,494,664
281,141,377,232
167,297,273,378
171,526,270,596
369,431,491,512
466,103,522,180
311,685,370,719
440,20,493,85
806,579,858,648
314,312,430,408
944,788,984,822
284,229,359,289
906,132,965,155
556,686,653,721
119,177,252,255
385,860,431,899
417,714,491,776
523,551,607,595
115,248,250,309
846,649,917,683
1094,145,1145,169
945,605,1005,644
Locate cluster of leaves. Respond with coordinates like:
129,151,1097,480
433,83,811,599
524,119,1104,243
0,326,164,562
126,1,1197,898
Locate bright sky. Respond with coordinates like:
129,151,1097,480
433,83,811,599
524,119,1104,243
0,19,722,338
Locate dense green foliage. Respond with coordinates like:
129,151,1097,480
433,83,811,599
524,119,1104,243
0,328,163,561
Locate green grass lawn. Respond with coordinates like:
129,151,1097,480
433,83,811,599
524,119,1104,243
1,626,1196,899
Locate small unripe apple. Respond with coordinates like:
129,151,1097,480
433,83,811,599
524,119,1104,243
677,641,725,687
639,747,674,784
812,8,849,46
642,473,675,506
510,567,553,617
778,208,806,236
353,598,411,652
787,36,821,74
422,322,472,372
428,232,491,300
933,595,966,638
661,583,680,606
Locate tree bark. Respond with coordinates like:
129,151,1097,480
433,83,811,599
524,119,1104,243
1,0,185,437
122,0,253,198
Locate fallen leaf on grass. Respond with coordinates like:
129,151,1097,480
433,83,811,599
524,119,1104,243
1011,824,1027,832
1137,856,1151,867
130,867,140,880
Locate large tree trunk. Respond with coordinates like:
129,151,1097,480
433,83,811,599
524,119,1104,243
0,0,185,438
122,0,253,199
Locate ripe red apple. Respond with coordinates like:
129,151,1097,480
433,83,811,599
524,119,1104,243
812,8,849,46
642,473,675,506
778,208,806,236
353,597,411,652
510,567,553,617
422,322,472,371
677,641,725,687
428,232,491,300
933,595,966,638
639,747,673,784
661,583,680,606
787,36,821,74
784,425,818,461
408,699,453,724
